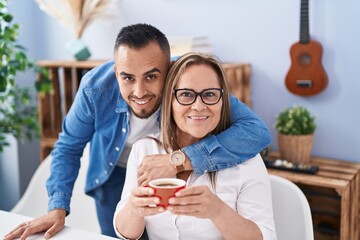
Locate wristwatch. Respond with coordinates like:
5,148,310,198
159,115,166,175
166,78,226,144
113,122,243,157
169,150,186,173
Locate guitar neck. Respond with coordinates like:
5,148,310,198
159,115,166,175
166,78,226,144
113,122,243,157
300,0,310,44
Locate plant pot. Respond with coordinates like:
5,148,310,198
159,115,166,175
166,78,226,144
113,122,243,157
278,133,314,164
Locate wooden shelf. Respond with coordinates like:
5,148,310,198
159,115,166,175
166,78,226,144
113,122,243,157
37,60,109,68
268,152,360,240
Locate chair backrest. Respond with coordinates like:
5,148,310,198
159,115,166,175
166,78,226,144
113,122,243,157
11,144,100,233
269,174,314,240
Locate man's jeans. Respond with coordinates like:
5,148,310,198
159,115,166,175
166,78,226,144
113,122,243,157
92,166,126,237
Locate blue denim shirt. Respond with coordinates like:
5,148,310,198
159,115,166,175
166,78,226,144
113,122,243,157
46,60,271,214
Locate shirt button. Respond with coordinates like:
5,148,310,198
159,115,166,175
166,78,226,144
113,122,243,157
115,147,120,151
95,179,100,185
204,170,208,173
122,128,126,133
109,162,114,166
104,170,108,175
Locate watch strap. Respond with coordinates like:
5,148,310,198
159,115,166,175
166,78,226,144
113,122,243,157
176,164,185,173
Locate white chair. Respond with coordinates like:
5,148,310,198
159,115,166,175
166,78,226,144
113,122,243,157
269,174,314,240
11,144,100,233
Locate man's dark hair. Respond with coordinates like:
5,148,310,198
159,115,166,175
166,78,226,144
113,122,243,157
114,23,170,57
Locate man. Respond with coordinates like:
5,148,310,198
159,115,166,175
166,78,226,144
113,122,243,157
4,23,271,239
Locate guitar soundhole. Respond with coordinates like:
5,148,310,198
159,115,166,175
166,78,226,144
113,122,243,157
299,54,311,66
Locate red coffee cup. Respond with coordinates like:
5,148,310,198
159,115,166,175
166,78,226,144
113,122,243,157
148,178,186,207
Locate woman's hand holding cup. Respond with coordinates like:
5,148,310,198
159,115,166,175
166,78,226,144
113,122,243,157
129,178,186,217
129,186,165,216
167,185,224,219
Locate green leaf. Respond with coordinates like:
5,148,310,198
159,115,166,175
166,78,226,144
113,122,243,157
274,105,316,135
0,78,7,92
3,13,12,22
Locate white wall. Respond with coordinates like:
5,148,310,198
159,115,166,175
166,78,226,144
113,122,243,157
9,0,360,164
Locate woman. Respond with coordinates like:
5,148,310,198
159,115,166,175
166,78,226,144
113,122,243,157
113,53,276,240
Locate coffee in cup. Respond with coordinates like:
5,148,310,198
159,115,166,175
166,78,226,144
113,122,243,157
148,178,186,207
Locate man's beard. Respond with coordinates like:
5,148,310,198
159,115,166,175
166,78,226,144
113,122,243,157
130,96,162,119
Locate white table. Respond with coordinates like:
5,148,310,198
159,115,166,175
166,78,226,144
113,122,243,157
0,210,117,239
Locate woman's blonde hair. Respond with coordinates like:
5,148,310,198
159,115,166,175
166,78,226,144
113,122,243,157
161,52,232,185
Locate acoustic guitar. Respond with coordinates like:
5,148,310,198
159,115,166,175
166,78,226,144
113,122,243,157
285,0,328,96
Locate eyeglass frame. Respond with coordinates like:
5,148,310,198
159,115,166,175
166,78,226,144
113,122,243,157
173,88,224,106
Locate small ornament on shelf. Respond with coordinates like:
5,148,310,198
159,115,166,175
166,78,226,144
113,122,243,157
35,0,120,60
264,158,319,174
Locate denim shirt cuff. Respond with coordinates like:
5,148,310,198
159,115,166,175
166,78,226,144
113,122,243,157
183,137,218,176
48,192,71,216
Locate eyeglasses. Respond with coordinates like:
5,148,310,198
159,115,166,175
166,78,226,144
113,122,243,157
173,88,224,106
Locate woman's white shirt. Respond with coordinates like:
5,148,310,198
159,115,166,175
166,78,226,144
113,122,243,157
114,134,277,240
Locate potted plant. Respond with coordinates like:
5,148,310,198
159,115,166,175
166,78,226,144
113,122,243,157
275,105,316,163
0,0,51,152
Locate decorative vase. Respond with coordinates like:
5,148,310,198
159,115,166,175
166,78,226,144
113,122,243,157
278,133,314,164
65,39,91,61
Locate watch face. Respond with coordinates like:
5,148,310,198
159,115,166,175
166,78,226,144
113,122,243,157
171,151,185,166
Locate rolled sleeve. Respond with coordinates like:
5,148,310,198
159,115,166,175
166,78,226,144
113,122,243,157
48,191,71,215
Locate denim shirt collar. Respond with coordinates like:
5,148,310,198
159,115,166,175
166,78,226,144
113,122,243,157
115,94,129,113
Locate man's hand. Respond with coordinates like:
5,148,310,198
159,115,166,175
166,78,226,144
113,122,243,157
137,154,177,186
4,209,66,240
